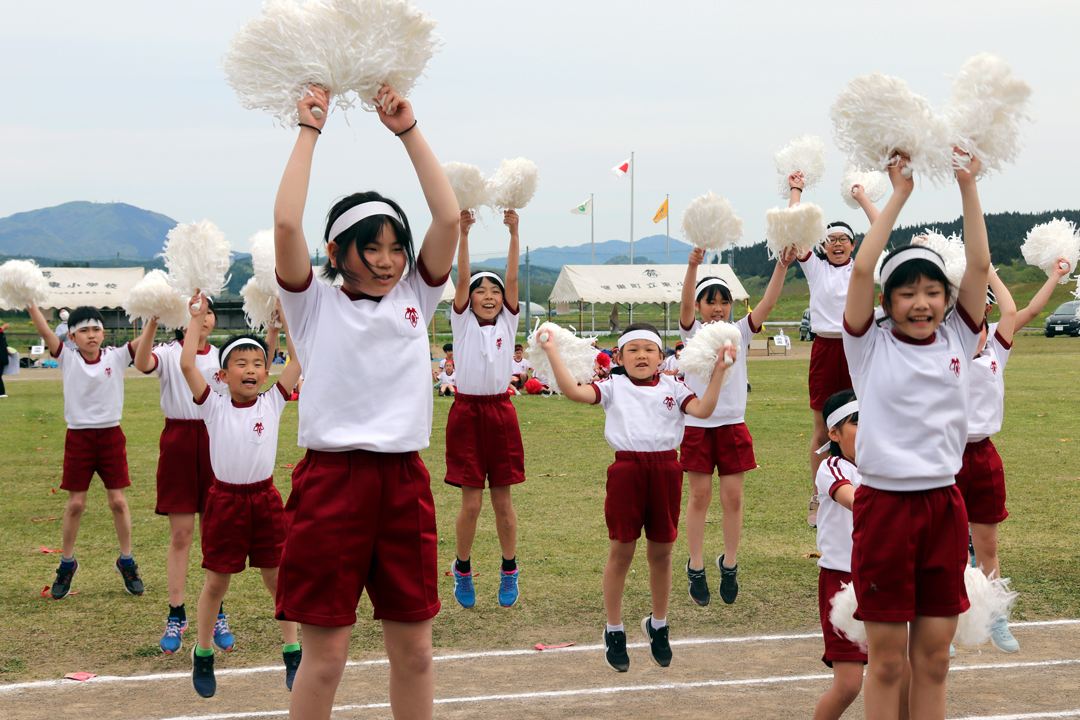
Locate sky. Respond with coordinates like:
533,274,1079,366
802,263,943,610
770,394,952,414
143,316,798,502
1,1,1078,267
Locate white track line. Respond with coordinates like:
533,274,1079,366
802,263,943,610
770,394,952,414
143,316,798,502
3,619,1077,695
948,712,1080,720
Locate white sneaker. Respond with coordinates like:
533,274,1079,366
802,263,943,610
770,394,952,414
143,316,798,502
949,643,956,658
989,616,1020,653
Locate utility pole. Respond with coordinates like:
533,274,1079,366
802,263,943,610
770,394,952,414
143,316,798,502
524,246,531,337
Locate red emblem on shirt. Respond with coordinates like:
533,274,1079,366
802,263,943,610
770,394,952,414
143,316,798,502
663,396,675,410
496,337,503,349
253,422,265,437
990,360,998,375
405,307,419,327
105,368,112,378
949,358,961,377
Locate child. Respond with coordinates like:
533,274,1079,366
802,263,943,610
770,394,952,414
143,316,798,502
181,293,302,698
660,342,683,377
540,323,734,671
436,361,457,396
679,246,796,607
271,85,458,720
27,303,146,599
447,208,525,609
433,342,453,380
510,344,532,390
843,154,990,720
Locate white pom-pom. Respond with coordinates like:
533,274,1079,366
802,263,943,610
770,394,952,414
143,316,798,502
247,230,278,296
680,192,744,251
163,220,233,299
764,203,826,260
774,134,827,199
828,582,867,646
442,162,487,212
840,164,889,210
946,53,1032,178
1022,219,1080,284
912,229,966,302
830,72,953,185
954,567,1018,648
241,277,280,331
122,270,190,329
0,259,51,309
487,158,539,210
679,321,742,384
524,322,593,394
222,0,441,128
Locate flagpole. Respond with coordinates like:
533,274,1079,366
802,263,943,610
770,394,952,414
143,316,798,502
629,152,634,266
665,193,670,337
591,192,595,331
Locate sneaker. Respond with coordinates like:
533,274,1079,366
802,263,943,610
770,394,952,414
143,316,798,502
283,648,302,691
451,561,476,609
686,560,710,607
160,617,188,655
989,616,1020,653
498,569,519,608
640,615,672,667
717,555,739,605
603,629,630,672
115,558,145,596
213,613,236,651
808,494,819,528
191,647,216,698
51,560,79,600
949,643,956,658
969,534,977,568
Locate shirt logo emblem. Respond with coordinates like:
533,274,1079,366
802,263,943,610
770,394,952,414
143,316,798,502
254,422,265,437
496,337,503,349
663,396,675,410
214,370,226,384
105,368,112,378
404,307,419,327
949,358,961,377
990,360,997,375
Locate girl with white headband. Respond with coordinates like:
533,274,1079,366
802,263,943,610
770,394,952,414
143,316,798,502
26,303,147,600
539,322,736,672
843,154,990,720
271,85,458,720
679,245,797,608
446,208,525,610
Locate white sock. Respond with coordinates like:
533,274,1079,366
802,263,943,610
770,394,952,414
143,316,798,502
651,616,667,629
606,623,624,634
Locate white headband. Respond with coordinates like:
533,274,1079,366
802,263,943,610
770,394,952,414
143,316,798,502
826,400,859,429
618,329,663,351
221,338,267,363
879,247,947,289
825,225,854,240
72,318,103,331
695,277,730,296
470,271,504,288
327,201,404,244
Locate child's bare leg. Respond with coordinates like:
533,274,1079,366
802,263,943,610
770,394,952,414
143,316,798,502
61,491,88,558
105,488,133,556
383,619,434,720
167,513,196,606
489,486,518,561
864,621,909,720
969,522,1000,579
810,410,828,492
907,615,957,720
899,657,912,720
811,661,864,720
603,540,637,626
289,624,351,720
454,487,484,564
196,570,232,651
717,472,745,566
645,540,674,620
685,471,713,570
260,568,298,645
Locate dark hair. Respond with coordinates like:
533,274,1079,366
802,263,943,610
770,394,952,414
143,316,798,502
822,389,858,457
442,343,453,352
68,306,104,328
469,272,505,295
880,244,951,316
514,344,523,350
675,342,684,351
323,192,414,287
173,296,216,342
695,276,733,304
219,333,268,369
814,220,857,259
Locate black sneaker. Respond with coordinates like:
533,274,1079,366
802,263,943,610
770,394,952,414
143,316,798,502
640,615,672,667
51,560,79,600
115,558,145,596
603,629,630,672
191,647,216,698
283,648,302,691
686,559,710,607
717,554,739,605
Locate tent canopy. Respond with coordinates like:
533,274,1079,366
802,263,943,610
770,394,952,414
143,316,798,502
548,264,748,305
0,267,145,310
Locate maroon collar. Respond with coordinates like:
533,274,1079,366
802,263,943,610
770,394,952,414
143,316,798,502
78,348,102,364
891,328,936,346
341,287,384,302
230,396,258,408
179,339,213,355
826,256,853,268
627,372,660,387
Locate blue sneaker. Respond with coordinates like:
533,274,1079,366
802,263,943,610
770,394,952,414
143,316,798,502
213,613,235,651
283,648,302,691
498,569,519,607
191,647,216,698
989,616,1020,653
451,561,475,609
160,617,187,655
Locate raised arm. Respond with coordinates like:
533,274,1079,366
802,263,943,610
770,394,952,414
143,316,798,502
852,184,880,225
453,210,474,312
1015,259,1071,329
684,346,738,418
788,172,804,208
133,318,159,373
503,210,520,313
955,155,992,324
277,311,302,393
179,293,210,401
537,333,599,404
680,248,705,328
988,267,1017,345
27,302,61,356
749,248,798,329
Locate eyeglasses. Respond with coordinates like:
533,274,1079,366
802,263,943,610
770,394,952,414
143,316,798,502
823,236,853,246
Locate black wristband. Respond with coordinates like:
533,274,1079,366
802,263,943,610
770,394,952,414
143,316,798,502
790,186,802,192
395,120,418,137
298,122,321,135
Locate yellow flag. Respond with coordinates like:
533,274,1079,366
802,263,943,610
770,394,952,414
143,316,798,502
653,199,668,223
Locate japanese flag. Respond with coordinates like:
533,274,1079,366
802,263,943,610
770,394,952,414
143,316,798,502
611,160,630,177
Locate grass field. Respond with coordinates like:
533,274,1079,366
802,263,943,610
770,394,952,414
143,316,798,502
1,336,1078,683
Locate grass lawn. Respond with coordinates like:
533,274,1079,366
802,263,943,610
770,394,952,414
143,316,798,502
0,335,1077,681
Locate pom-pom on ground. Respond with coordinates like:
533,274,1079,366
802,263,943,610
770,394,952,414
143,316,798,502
912,229,966,302
764,203,826,260
828,582,866,646
247,230,278,296
840,164,888,210
163,220,233,299
525,322,594,395
443,162,487,212
1022,219,1080,284
122,270,190,329
680,192,744,252
774,134,827,199
0,259,51,310
241,277,279,331
679,321,742,385
954,566,1018,648
487,158,539,210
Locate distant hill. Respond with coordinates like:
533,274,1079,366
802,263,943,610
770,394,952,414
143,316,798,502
485,234,692,269
0,202,178,259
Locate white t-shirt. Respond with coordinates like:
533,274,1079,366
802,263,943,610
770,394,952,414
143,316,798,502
590,373,697,452
278,258,447,453
660,355,680,373
55,343,133,429
511,357,531,376
680,316,757,427
967,322,1011,442
146,340,229,420
799,251,852,334
196,383,289,485
436,370,456,387
815,455,860,573
450,302,518,395
843,305,982,491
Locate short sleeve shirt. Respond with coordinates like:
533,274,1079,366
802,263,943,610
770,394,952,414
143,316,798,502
967,322,1012,441
55,343,133,429
680,315,758,427
147,341,228,420
590,373,696,452
799,252,852,334
450,303,519,395
815,456,860,573
196,383,290,484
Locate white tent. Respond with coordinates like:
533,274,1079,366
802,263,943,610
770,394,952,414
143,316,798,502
548,264,748,305
0,267,145,310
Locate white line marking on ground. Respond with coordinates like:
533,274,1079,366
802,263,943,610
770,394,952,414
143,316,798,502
947,711,1080,720
2,619,1077,694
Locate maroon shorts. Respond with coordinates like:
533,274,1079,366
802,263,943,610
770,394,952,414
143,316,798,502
61,426,130,492
680,423,757,476
851,484,970,622
155,419,214,515
808,336,852,411
275,449,440,626
605,450,683,544
954,438,1008,524
819,567,868,667
201,478,286,574
444,393,526,489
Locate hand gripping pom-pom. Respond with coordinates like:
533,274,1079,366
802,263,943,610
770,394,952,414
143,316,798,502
912,230,966,303
537,331,550,343
163,220,233,299
828,582,867,647
679,321,742,384
122,270,190,329
1022,219,1080,284
680,192,744,252
442,162,488,212
486,158,539,210
0,259,51,309
311,106,324,119
840,164,889,210
954,566,1018,648
764,203,826,260
774,134,827,199
525,323,593,395
240,277,280,331
247,230,279,296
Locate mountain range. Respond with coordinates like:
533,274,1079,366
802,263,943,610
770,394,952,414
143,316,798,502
0,202,177,259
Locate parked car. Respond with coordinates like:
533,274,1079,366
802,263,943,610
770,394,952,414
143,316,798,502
1044,301,1080,337
800,308,815,342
